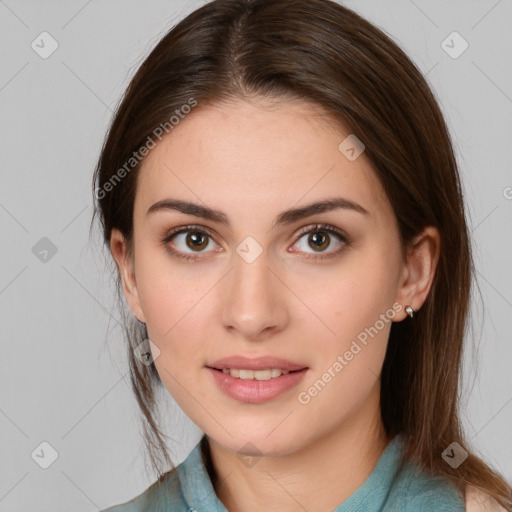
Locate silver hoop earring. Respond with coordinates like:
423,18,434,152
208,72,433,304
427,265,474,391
405,305,415,318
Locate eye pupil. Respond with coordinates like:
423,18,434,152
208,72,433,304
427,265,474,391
309,231,329,251
186,232,208,250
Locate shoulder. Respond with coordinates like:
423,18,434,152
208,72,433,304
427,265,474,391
464,485,508,512
383,456,465,511
385,461,508,512
100,468,185,512
101,436,217,512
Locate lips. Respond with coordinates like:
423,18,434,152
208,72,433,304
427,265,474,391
207,355,308,372
207,366,309,403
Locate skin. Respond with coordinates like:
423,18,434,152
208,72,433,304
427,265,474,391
110,97,440,512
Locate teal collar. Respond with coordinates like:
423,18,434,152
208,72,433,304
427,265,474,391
177,435,405,512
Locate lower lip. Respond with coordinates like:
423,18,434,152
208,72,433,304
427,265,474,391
207,367,308,404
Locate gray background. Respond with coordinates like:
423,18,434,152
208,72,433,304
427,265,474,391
0,0,511,510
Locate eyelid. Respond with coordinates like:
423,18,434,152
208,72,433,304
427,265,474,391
293,223,348,242
160,224,218,244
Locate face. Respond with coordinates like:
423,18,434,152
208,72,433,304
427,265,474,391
111,97,432,457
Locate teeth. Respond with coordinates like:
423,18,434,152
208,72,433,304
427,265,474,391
221,368,291,380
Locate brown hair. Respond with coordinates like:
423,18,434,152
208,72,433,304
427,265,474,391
91,0,512,507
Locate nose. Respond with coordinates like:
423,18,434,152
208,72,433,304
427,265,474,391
219,248,289,341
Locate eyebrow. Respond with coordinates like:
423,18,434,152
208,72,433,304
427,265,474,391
146,197,370,229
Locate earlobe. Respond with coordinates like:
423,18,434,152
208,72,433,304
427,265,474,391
395,226,441,320
109,229,146,323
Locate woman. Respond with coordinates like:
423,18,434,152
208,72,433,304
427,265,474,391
92,0,512,510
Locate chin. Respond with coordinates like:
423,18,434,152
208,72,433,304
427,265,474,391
210,428,305,458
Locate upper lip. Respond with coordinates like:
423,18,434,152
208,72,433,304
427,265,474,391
207,355,308,372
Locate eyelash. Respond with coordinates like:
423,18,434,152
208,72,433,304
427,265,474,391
159,223,349,263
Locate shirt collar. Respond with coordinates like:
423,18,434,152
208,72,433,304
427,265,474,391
178,436,229,512
332,435,404,511
178,435,405,512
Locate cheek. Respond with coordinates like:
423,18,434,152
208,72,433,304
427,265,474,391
136,263,209,400
294,248,397,341
132,262,212,406
134,243,203,333
295,271,393,422
291,247,397,398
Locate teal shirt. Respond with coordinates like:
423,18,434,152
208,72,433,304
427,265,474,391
102,434,465,511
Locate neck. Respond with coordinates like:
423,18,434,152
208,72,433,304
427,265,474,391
205,386,390,512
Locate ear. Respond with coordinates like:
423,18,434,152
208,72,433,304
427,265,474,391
394,226,441,321
110,228,146,323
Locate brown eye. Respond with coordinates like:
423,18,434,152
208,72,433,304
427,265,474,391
308,231,330,252
185,231,209,251
161,226,219,260
161,223,349,263
291,223,349,260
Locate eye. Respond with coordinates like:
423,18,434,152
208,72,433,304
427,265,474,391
160,225,220,262
290,223,349,260
160,223,349,263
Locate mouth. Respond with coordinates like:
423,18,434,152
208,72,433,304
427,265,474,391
207,367,306,380
206,365,309,404
207,355,308,373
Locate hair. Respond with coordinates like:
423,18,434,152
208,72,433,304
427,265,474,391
91,0,512,508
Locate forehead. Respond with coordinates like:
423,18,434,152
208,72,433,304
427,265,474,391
135,98,392,225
